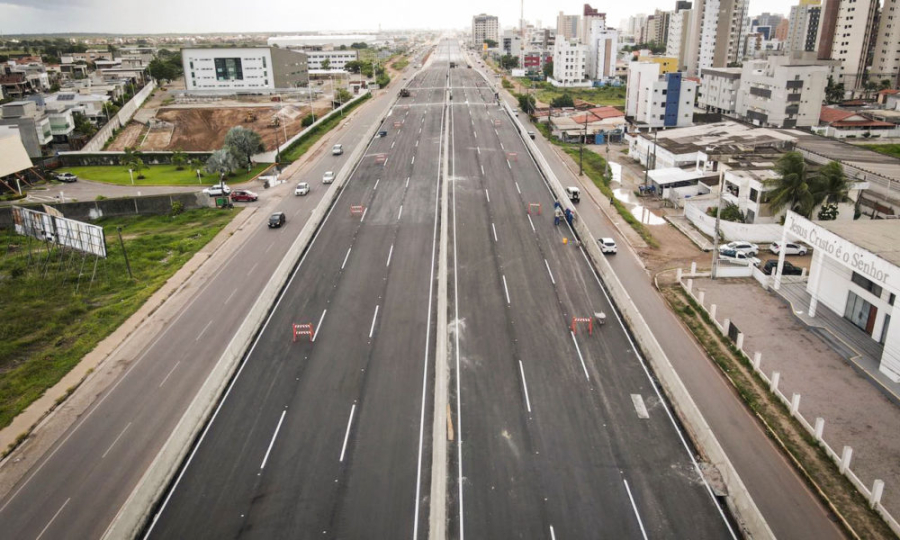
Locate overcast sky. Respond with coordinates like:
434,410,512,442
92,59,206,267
2,0,790,35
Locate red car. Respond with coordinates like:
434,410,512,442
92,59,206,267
231,189,258,202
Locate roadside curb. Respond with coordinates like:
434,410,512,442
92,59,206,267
101,86,402,540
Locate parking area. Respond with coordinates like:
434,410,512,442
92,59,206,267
692,276,900,518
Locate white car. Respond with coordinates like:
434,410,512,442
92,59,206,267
599,237,617,254
295,182,310,196
719,248,760,266
322,171,336,184
203,184,232,196
769,242,808,256
718,241,759,256
332,144,344,155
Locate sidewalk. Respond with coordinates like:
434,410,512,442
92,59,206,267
693,277,900,519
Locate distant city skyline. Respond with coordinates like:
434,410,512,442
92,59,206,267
2,0,796,36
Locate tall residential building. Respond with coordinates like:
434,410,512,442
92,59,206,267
557,12,580,41
626,61,697,127
787,0,823,54
653,10,672,46
697,0,749,71
585,19,618,79
871,0,900,88
736,54,830,127
817,0,878,89
472,14,500,48
774,18,790,41
581,3,606,40
552,38,588,86
626,14,649,41
667,2,694,71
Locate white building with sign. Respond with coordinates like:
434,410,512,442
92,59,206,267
776,211,900,381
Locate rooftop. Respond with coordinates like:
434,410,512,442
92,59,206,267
636,121,795,155
648,167,716,185
819,219,900,268
777,128,900,182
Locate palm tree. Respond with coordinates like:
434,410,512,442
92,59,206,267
171,149,188,171
814,161,850,206
766,151,818,218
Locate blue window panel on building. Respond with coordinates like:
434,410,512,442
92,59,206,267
664,72,682,127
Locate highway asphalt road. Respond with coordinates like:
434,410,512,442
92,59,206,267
0,70,407,539
444,46,734,539
146,56,445,539
475,54,843,539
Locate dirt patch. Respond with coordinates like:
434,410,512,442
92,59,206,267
106,123,144,151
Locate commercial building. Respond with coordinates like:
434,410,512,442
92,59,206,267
779,212,900,382
735,54,829,128
871,0,900,89
581,3,606,44
182,47,308,91
585,19,618,80
304,50,359,71
551,38,589,87
523,50,553,73
698,66,742,113
557,12,581,41
625,61,697,128
502,31,523,59
786,0,822,54
817,0,879,90
472,14,500,48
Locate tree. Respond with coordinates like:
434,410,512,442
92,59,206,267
863,79,878,100
517,93,536,115
171,149,188,171
765,151,818,218
500,55,519,70
551,93,574,108
345,60,363,74
223,126,264,169
484,39,498,49
351,42,369,49
881,79,894,90
301,113,316,127
321,58,331,71
121,147,147,178
543,61,553,79
825,76,845,104
334,87,353,105
205,148,239,176
72,112,96,137
814,160,850,207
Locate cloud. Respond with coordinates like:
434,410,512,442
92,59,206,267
0,0,91,9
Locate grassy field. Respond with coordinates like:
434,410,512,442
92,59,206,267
282,93,371,162
861,144,900,159
60,164,269,186
0,208,237,441
517,79,626,108
391,57,409,70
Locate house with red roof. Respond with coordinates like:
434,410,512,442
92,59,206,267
814,106,900,139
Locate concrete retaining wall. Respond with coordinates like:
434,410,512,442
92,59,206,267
54,151,213,167
684,203,783,243
81,81,157,153
492,76,776,538
101,84,399,540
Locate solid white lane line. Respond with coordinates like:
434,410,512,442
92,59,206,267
374,178,380,190
570,331,590,380
101,422,132,459
391,141,396,149
158,361,181,388
632,394,650,419
369,305,380,338
480,165,484,175
527,214,536,232
624,479,649,540
260,410,286,469
492,223,498,242
477,147,480,155
550,525,557,540
386,244,394,267
507,160,511,170
398,205,404,220
340,404,357,462
518,361,532,413
515,182,521,194
264,241,275,254
341,247,352,270
195,320,213,342
312,309,327,343
35,498,70,540
412,156,416,165
223,289,237,305
361,207,368,222
544,259,555,285
502,275,511,304
246,262,258,276
484,189,490,203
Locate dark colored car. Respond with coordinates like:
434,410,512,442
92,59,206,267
55,172,78,183
762,259,804,276
231,189,258,202
268,212,286,228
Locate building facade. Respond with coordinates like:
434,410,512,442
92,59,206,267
626,61,697,127
557,12,581,41
552,39,588,86
871,0,900,88
735,55,829,128
818,0,879,89
182,47,308,91
696,0,748,72
585,19,618,80
0,101,51,158
698,66,742,113
304,50,359,71
786,0,823,54
472,14,500,48
667,7,694,70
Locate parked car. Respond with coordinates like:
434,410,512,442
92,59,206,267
55,172,78,183
718,241,759,256
231,189,258,202
762,259,804,276
599,237,617,254
295,182,310,196
769,242,808,256
719,248,760,266
332,144,344,155
268,212,286,228
203,184,232,196
322,171,336,184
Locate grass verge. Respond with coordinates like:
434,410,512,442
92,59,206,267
861,144,900,159
533,122,659,247
59,164,269,186
663,285,894,539
391,57,409,70
281,93,371,162
0,208,237,450
516,79,626,107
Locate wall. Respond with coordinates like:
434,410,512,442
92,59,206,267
54,151,213,167
0,192,208,227
684,200,784,241
81,80,157,153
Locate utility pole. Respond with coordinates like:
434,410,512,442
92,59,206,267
711,169,724,280
117,226,133,280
